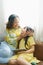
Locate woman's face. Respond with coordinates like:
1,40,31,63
13,18,19,28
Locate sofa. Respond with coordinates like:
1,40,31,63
34,41,43,65
0,41,43,65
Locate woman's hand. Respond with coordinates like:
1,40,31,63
20,28,27,37
17,28,27,40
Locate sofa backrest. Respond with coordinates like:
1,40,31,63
34,41,43,61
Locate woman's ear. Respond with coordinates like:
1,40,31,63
5,21,8,25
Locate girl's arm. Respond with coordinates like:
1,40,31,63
17,45,35,54
25,37,35,53
25,45,35,53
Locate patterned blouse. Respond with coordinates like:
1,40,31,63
5,28,22,49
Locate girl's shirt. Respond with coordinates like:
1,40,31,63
18,36,40,63
5,28,22,49
19,36,35,50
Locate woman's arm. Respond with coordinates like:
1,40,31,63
17,31,26,40
17,35,23,40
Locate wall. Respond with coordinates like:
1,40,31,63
0,0,6,41
0,0,43,42
3,0,40,41
3,0,39,28
38,0,43,41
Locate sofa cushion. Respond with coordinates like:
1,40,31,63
37,61,43,65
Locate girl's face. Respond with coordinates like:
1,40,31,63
13,18,19,28
26,30,34,36
24,27,34,36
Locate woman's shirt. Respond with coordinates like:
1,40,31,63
5,28,22,49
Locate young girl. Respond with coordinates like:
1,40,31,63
8,26,40,65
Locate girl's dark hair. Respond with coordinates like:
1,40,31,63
6,14,18,29
24,26,34,32
17,26,34,49
24,26,34,49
